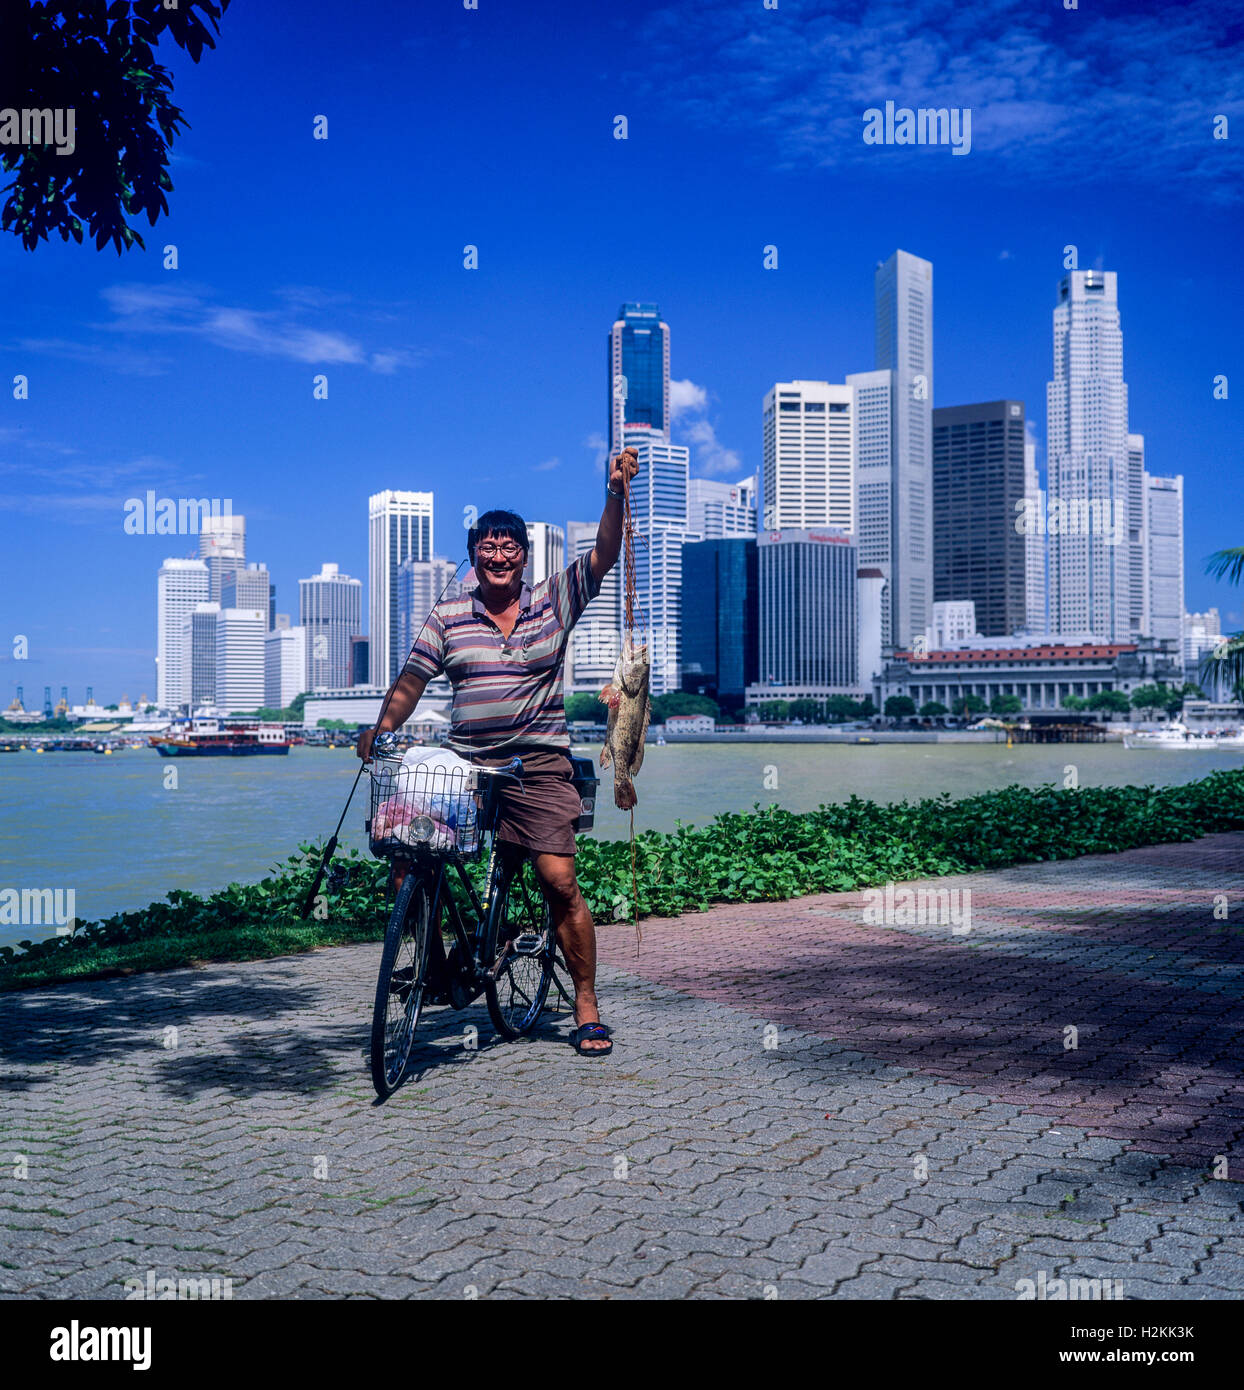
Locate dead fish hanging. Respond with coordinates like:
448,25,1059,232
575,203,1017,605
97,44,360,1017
598,468,652,947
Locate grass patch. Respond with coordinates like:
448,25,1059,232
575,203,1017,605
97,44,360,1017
4,770,1243,992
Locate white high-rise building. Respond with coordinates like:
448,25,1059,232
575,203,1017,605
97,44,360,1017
369,490,434,686
222,562,273,629
157,558,209,710
523,522,566,587
264,626,307,710
927,601,979,651
1184,608,1222,683
301,563,363,693
1046,270,1132,641
1127,433,1148,638
397,557,461,665
623,423,700,696
179,601,220,710
845,368,894,650
1144,472,1184,649
215,608,267,714
762,381,856,534
199,513,246,604
688,475,757,538
1024,431,1048,633
565,521,620,696
873,248,934,648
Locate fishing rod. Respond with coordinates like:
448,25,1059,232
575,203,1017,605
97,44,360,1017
299,557,469,919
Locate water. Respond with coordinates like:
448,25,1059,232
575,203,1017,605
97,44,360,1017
1,742,1241,946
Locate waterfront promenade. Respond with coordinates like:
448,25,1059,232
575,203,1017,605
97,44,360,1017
1,834,1241,1299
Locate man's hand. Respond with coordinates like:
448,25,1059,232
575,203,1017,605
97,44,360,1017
608,446,639,494
356,727,378,762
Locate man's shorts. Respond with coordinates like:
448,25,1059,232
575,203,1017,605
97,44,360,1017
470,747,583,857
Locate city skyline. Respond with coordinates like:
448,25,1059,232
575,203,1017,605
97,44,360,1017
4,0,1240,701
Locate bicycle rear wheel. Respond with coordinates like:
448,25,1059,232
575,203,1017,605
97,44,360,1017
484,855,555,1039
370,871,432,1098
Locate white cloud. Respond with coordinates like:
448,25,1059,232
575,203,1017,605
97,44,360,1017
668,378,744,478
533,456,561,472
584,431,609,474
669,378,709,418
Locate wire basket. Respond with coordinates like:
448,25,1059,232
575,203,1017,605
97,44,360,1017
366,756,482,860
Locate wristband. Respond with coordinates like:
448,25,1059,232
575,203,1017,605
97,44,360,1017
606,483,624,499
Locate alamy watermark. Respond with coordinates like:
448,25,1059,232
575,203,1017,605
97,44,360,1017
862,101,972,156
0,107,76,156
0,888,76,937
1015,1270,1124,1300
862,883,972,934
1014,495,1124,545
123,493,233,535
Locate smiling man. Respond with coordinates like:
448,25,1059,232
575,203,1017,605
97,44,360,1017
357,447,639,1055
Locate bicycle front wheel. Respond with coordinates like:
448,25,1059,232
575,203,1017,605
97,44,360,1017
370,871,432,1098
484,855,555,1039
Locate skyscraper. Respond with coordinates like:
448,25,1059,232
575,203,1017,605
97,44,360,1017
179,601,219,709
1046,269,1131,641
1127,433,1148,638
931,400,1028,637
523,522,566,587
680,537,759,707
565,520,620,696
608,303,670,458
687,475,758,539
222,562,274,630
845,367,895,650
873,248,934,648
199,514,246,604
397,557,461,667
215,608,267,715
762,381,856,533
1144,473,1184,650
156,558,209,710
369,490,433,685
623,423,699,696
753,529,859,698
1024,430,1048,633
301,563,363,692
265,626,307,710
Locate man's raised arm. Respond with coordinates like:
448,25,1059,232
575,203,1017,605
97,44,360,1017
356,671,427,761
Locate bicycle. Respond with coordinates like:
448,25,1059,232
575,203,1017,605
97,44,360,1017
364,733,583,1099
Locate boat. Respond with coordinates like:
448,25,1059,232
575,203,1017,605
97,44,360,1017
151,719,291,756
1123,722,1244,750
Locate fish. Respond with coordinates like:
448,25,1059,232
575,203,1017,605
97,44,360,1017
598,636,651,810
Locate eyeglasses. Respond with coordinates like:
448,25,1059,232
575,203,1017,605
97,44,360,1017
475,542,524,559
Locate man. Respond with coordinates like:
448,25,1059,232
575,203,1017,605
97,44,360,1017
357,447,640,1056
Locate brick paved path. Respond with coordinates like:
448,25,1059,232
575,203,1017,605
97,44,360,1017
1,835,1241,1299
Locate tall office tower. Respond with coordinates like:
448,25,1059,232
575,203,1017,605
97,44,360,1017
156,557,209,710
679,537,759,708
1127,433,1149,637
199,513,246,603
369,490,434,685
215,608,267,714
845,368,895,649
624,423,700,696
1024,430,1048,633
301,562,363,693
179,602,220,709
931,400,1028,637
762,381,856,533
873,249,934,647
688,475,758,539
1144,473,1184,649
565,520,620,695
1046,269,1132,641
264,626,307,710
222,562,274,630
523,522,566,587
397,557,461,667
608,302,670,459
349,637,369,687
755,529,859,694
1184,608,1222,682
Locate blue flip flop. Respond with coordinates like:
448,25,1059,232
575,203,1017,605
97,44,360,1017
569,1022,613,1057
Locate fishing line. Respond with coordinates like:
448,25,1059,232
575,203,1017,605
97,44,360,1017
300,558,469,919
619,464,644,953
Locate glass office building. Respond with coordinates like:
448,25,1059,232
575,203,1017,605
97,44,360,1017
608,303,670,457
680,538,759,708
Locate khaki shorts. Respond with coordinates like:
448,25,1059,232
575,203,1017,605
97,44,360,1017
471,747,583,857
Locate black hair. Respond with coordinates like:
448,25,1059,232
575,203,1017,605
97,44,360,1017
468,509,529,564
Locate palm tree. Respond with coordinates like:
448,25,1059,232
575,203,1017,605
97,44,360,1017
1199,548,1244,699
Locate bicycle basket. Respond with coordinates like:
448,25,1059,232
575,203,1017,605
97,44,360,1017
367,755,482,860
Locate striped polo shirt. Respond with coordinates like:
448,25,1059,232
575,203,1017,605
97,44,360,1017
403,550,602,754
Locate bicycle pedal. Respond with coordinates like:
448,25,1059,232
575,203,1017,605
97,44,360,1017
511,930,548,956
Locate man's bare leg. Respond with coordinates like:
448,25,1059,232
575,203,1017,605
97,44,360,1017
530,851,609,1050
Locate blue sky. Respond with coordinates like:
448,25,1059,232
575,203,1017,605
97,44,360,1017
4,0,1242,702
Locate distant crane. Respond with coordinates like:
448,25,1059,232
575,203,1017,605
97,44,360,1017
43,685,52,718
